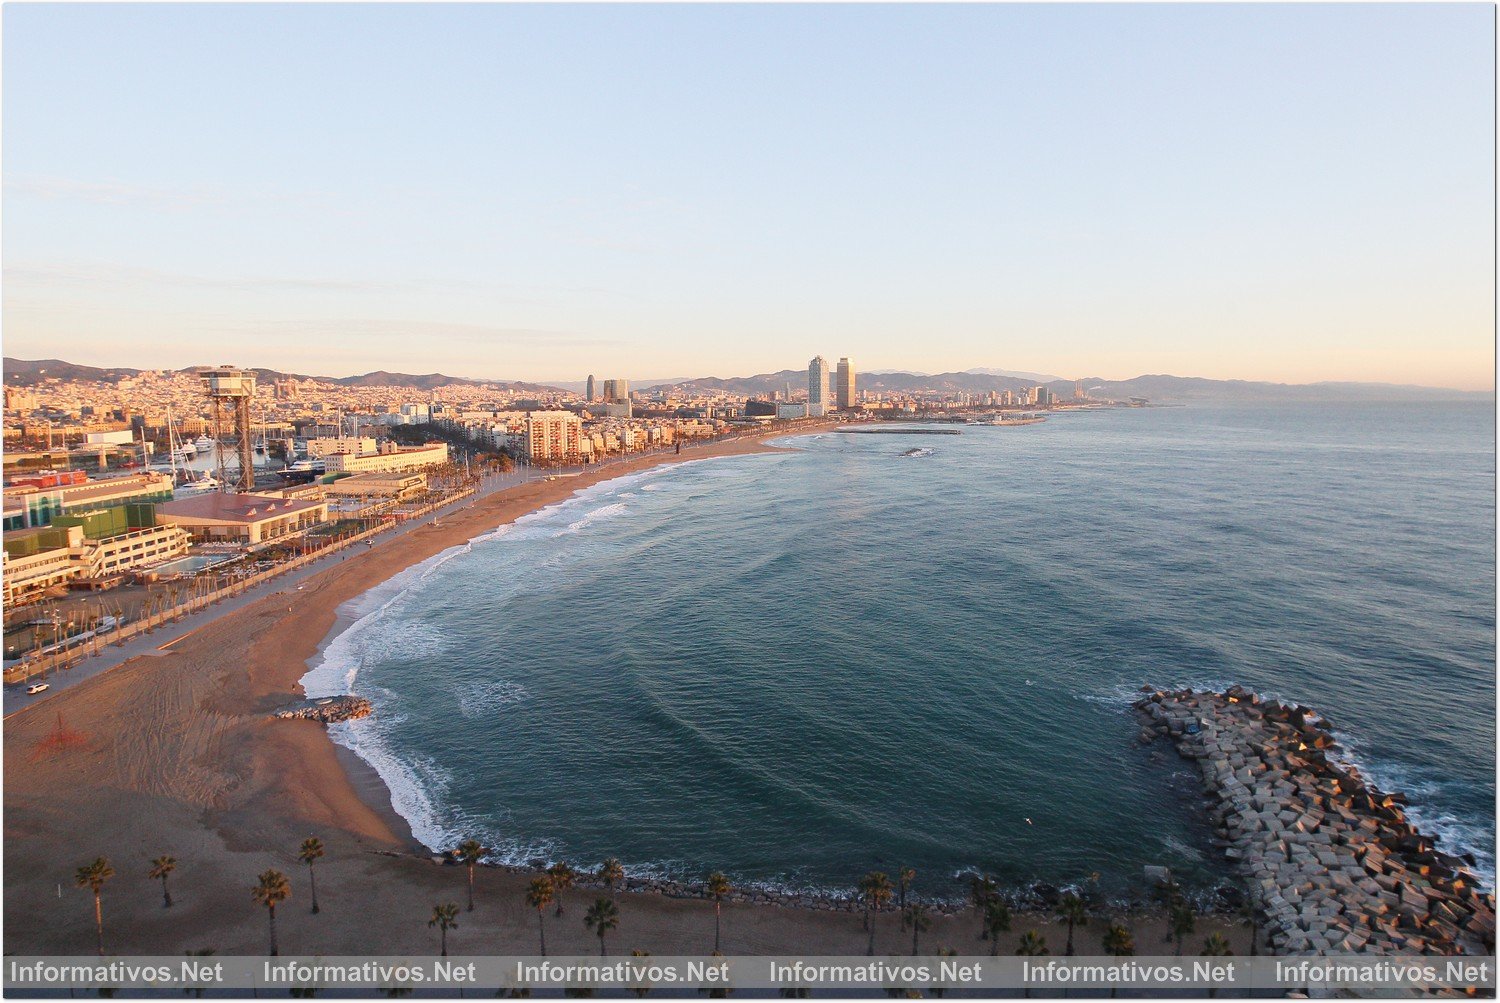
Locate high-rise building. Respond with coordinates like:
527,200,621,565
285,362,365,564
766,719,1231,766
1034,385,1051,406
836,358,856,409
600,379,632,418
524,410,583,462
808,357,831,416
586,375,596,402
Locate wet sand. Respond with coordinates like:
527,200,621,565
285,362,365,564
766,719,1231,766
3,423,1246,961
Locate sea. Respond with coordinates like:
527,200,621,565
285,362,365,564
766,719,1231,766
301,402,1496,904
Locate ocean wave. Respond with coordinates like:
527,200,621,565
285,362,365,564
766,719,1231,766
561,501,628,535
1332,733,1495,890
1091,683,1495,892
457,679,531,718
297,450,762,854
328,717,460,853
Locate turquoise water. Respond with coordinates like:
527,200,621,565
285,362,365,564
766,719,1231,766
303,402,1495,902
149,553,241,575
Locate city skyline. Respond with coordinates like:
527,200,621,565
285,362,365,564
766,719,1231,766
4,348,1492,396
4,4,1494,390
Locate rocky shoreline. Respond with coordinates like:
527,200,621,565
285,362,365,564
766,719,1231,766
273,695,373,724
425,855,1232,921
1136,685,1495,956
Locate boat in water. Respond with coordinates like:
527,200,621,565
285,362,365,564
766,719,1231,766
193,435,218,454
286,458,325,473
175,473,220,497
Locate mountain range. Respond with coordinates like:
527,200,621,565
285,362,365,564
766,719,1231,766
2,359,558,393
3,357,1488,403
637,369,1489,402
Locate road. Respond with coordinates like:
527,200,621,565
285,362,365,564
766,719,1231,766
1,466,538,718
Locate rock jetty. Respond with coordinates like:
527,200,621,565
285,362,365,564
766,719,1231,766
274,695,373,724
1136,685,1495,956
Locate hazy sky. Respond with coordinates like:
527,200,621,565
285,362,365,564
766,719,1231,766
3,3,1493,388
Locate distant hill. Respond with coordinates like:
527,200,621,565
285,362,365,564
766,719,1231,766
325,370,563,392
3,358,143,385
548,377,693,394
5,357,1487,401
964,366,1066,383
3,358,566,393
1066,375,1491,403
648,369,1490,402
646,370,1070,396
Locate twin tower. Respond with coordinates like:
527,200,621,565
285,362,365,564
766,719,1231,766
808,356,855,416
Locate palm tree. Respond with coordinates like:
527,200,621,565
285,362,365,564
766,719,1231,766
983,899,1012,957
1169,901,1196,957
429,902,459,957
1015,930,1049,955
148,856,176,909
75,857,114,956
1015,931,1049,999
1102,921,1134,998
584,897,621,957
706,872,731,952
858,871,894,956
968,874,998,941
630,950,652,998
598,858,625,898
548,862,577,917
896,867,916,927
1055,892,1088,956
525,878,554,956
252,870,292,956
455,840,486,912
298,838,324,914
903,903,930,956
1201,932,1232,998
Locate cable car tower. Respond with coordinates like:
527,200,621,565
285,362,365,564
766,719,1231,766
201,367,256,491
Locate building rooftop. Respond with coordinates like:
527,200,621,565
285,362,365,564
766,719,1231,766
3,472,172,506
157,492,324,523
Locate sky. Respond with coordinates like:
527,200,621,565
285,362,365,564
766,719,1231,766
3,3,1494,389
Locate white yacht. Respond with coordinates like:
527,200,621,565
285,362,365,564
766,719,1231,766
175,473,220,497
193,435,218,454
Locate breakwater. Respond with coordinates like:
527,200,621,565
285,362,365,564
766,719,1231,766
834,427,962,435
275,695,373,724
1136,686,1495,956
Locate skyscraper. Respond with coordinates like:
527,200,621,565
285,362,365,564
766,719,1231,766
586,374,596,402
601,379,632,417
807,356,831,416
836,357,856,409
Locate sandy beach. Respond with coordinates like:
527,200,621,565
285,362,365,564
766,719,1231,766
3,424,1246,963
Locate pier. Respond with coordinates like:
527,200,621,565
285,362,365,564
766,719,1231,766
1137,686,1495,956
